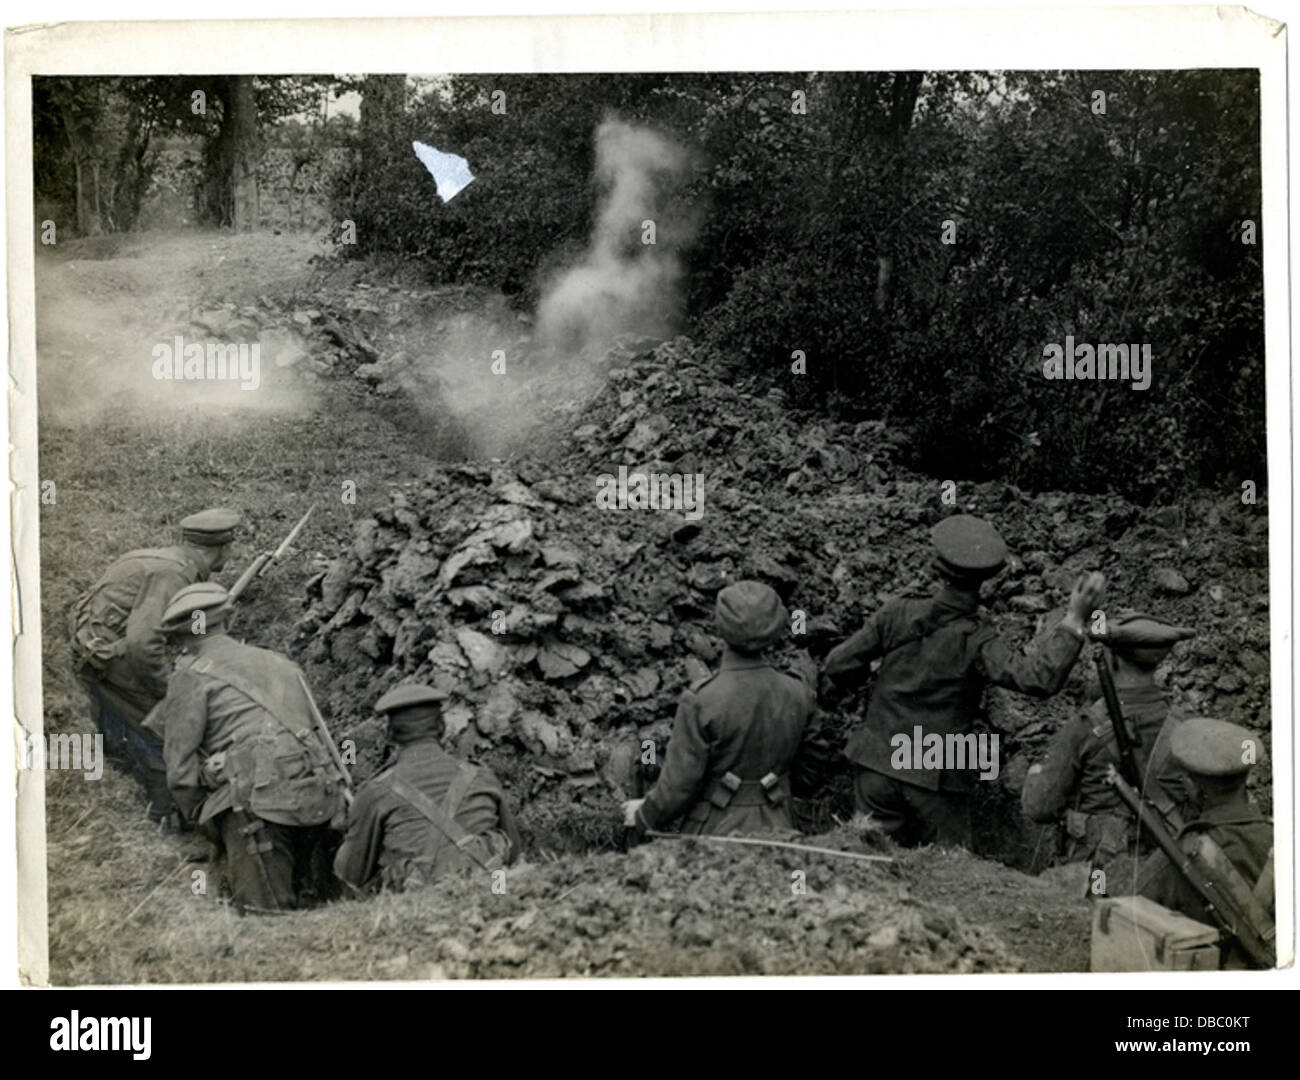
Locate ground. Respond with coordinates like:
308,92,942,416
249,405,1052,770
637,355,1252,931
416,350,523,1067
30,228,1265,984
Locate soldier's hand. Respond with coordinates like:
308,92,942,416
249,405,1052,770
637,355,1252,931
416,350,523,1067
1066,571,1106,624
622,798,646,828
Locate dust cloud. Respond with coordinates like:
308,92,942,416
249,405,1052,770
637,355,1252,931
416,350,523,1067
34,237,319,430
535,120,697,353
401,120,701,457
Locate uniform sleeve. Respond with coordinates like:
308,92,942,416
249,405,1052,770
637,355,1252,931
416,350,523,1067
160,671,211,822
466,770,523,868
823,613,884,683
638,691,711,831
1020,718,1088,823
496,790,523,866
1135,848,1204,921
976,621,1083,698
333,785,387,892
124,567,189,699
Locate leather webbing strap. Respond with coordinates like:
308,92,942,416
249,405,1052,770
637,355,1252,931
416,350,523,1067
390,770,500,872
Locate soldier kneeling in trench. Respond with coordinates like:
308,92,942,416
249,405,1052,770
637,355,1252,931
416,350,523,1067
333,685,521,893
155,583,347,914
622,580,815,839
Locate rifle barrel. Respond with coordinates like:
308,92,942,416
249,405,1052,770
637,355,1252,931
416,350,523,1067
1095,645,1141,787
228,553,270,603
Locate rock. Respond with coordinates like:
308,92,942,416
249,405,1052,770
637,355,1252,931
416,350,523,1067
671,518,702,543
1153,567,1191,595
456,628,507,674
532,479,574,504
537,641,593,680
622,667,660,699
351,518,381,562
1240,649,1268,676
477,684,519,736
493,477,545,508
438,543,495,588
684,629,719,663
317,559,357,616
557,581,606,607
446,585,507,616
1214,672,1244,693
517,711,563,756
427,640,468,672
686,560,734,592
466,516,534,553
1148,506,1185,531
623,415,672,453
383,543,440,601
1009,594,1051,614
540,544,583,568
442,703,474,740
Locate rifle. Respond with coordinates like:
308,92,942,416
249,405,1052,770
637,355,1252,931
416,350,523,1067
1108,767,1275,968
228,506,314,603
297,672,354,807
1093,644,1141,788
1092,640,1183,834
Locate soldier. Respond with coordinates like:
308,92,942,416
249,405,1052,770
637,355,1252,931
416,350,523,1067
823,514,1104,848
155,583,346,914
1022,611,1195,895
334,685,521,893
69,508,241,821
1134,717,1274,968
623,580,815,838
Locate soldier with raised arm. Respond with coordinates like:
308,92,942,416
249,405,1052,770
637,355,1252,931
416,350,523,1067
824,514,1104,848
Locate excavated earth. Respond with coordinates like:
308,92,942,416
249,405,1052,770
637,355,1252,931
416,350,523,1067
289,333,1271,876
38,239,1272,980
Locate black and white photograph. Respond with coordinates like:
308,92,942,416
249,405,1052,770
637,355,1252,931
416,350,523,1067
4,7,1293,1000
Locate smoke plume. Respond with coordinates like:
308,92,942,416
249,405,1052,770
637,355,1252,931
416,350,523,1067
535,120,697,354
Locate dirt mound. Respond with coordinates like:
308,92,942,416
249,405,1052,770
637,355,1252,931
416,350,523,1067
118,827,1083,981
291,338,1271,865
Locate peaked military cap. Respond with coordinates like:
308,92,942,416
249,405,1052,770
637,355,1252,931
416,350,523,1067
374,683,450,715
1103,610,1195,651
931,514,1008,579
715,580,788,653
1170,717,1262,778
161,582,231,630
180,507,242,546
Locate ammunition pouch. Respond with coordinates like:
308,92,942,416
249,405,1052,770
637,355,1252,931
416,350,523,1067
706,771,791,810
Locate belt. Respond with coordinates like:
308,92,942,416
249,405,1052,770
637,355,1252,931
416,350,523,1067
707,771,790,810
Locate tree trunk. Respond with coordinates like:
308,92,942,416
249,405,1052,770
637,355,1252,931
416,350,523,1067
228,76,260,231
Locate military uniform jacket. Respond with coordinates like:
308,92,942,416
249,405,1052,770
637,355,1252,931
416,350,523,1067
1021,685,1186,830
159,635,344,827
826,586,1082,793
638,651,814,835
70,546,205,710
1136,803,1274,967
333,739,520,891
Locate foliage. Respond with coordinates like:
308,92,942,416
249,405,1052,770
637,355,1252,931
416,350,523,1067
329,70,1262,501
